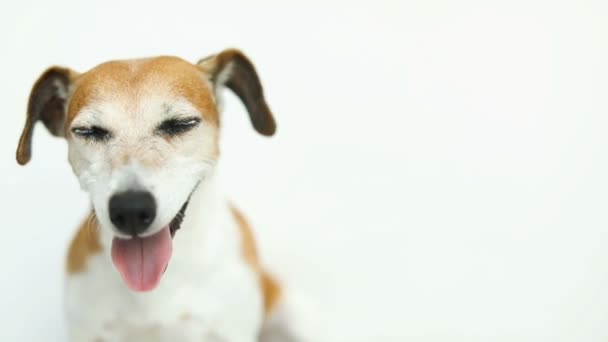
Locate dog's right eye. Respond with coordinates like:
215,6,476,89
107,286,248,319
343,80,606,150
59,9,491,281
156,117,201,137
71,126,111,142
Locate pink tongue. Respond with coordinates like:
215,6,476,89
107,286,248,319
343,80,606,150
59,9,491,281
111,226,172,292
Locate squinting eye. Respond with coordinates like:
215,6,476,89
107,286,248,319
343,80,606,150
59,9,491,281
71,125,111,142
156,117,201,137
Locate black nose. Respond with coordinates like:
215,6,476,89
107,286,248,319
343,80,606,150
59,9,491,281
109,191,156,236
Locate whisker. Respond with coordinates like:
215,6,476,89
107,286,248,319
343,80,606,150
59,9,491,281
85,211,97,240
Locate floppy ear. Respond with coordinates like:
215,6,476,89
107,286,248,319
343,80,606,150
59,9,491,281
16,66,76,165
197,49,276,136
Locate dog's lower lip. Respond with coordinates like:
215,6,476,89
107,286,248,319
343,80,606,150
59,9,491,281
114,232,135,240
169,200,190,238
167,180,200,237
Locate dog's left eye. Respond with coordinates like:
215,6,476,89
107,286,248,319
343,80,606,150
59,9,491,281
156,117,201,136
71,126,111,142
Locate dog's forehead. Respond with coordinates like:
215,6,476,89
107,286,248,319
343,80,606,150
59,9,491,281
67,56,218,125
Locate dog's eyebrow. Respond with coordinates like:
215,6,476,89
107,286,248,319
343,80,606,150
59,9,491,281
160,99,204,119
161,103,174,116
70,107,103,127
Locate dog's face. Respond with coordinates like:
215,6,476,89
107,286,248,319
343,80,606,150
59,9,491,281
16,49,275,291
67,57,222,240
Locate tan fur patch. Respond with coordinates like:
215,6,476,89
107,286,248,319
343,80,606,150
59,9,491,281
66,212,103,274
260,270,282,317
67,56,219,127
230,205,282,316
231,205,259,265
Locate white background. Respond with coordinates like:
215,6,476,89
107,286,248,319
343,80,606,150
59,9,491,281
1,1,607,341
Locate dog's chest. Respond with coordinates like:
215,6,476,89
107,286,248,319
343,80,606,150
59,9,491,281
66,252,263,342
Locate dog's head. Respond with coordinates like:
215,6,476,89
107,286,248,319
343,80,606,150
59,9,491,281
16,49,275,291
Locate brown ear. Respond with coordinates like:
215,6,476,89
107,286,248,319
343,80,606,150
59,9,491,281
198,49,276,136
16,67,75,165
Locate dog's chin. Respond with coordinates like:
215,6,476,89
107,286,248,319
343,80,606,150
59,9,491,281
110,201,190,292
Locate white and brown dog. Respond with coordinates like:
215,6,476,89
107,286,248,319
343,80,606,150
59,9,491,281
16,49,304,342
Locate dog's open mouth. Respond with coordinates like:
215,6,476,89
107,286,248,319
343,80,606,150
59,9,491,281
110,201,190,292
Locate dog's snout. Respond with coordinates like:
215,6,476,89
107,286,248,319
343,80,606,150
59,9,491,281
109,191,156,236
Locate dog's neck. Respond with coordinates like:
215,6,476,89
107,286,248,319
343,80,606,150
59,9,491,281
98,173,241,274
156,172,241,271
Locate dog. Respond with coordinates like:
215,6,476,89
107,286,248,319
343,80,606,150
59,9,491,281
16,49,306,342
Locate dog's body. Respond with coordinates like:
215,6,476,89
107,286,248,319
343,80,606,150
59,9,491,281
17,50,302,342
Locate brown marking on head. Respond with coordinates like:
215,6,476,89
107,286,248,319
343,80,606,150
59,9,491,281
230,205,282,316
66,212,103,274
68,56,219,127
